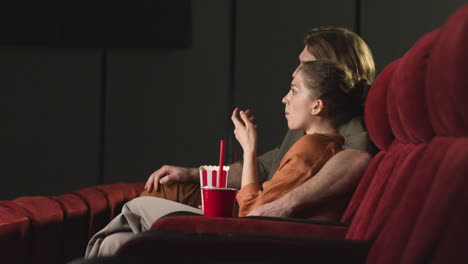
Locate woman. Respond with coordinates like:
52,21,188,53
234,60,365,220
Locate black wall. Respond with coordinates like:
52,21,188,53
1,0,465,200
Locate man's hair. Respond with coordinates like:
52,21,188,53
304,26,375,106
300,60,366,128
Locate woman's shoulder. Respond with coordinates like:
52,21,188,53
292,133,344,153
280,133,343,169
301,133,344,144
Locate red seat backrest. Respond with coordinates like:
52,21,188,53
71,186,110,240
0,205,29,264
51,193,89,263
1,197,64,264
343,4,468,264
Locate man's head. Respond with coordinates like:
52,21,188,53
293,26,375,91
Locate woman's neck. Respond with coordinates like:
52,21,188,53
304,119,337,135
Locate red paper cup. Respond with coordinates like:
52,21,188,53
202,187,237,217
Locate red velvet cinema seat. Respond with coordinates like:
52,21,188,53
0,182,145,264
112,4,468,264
51,193,90,263
53,182,144,263
0,205,29,264
71,186,112,241
70,182,145,241
0,196,64,264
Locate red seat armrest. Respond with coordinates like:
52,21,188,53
151,213,348,240
115,229,369,263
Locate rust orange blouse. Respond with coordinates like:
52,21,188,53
236,133,349,221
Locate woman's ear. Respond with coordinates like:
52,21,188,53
311,99,325,115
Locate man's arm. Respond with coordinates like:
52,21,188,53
226,162,242,189
247,149,372,217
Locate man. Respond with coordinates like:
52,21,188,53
143,26,375,219
85,26,376,257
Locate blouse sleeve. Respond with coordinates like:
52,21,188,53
236,183,263,217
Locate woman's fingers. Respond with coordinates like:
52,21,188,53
232,107,256,129
239,110,254,127
231,107,243,128
244,109,255,122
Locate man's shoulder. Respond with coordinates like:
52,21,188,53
338,116,366,136
338,116,370,152
282,130,305,144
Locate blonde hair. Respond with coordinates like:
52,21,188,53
304,26,375,89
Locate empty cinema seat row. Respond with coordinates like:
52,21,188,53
0,182,144,264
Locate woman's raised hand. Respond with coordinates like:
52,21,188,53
231,107,258,155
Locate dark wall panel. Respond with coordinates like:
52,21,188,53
103,0,230,183
361,0,466,73
0,49,101,200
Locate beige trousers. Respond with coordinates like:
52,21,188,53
85,196,202,258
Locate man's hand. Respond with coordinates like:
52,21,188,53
247,197,294,217
144,165,198,193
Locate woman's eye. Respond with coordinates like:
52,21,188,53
291,89,296,95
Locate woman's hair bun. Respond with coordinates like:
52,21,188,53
350,79,370,107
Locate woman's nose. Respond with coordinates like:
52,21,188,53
282,94,288,104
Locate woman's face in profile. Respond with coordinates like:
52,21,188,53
282,70,316,132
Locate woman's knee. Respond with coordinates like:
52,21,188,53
98,232,134,257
